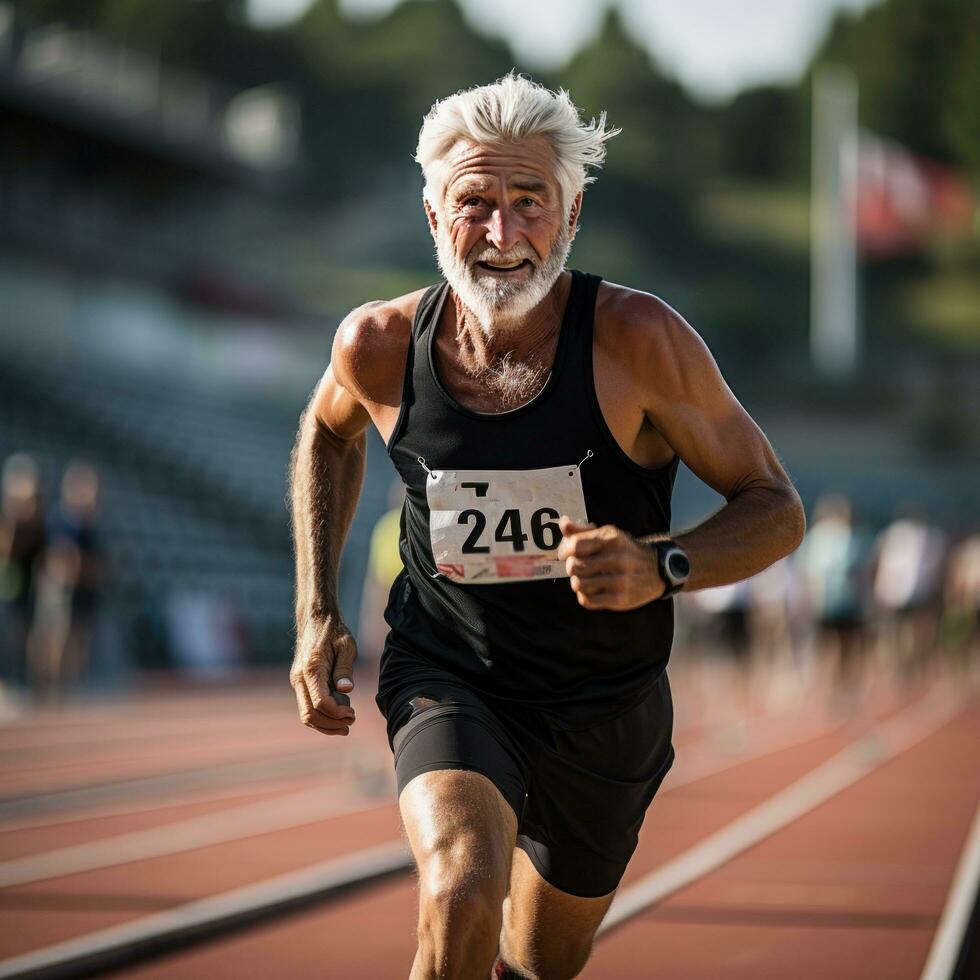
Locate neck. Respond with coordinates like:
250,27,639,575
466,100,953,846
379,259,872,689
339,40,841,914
451,272,570,372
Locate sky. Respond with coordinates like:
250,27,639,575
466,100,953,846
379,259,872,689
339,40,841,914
245,0,883,102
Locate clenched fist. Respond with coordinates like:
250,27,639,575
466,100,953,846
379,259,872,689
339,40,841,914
290,614,358,736
557,516,665,611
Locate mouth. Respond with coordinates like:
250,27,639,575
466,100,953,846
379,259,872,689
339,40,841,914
474,259,533,275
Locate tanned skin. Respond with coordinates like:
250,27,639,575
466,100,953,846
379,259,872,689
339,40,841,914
288,135,805,978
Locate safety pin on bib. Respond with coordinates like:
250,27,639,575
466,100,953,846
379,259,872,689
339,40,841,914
417,456,436,479
569,449,593,476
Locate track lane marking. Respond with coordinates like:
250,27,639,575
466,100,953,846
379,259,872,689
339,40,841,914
919,800,980,980
0,747,376,823
598,682,974,936
0,682,957,976
0,786,393,889
0,842,412,980
0,680,913,887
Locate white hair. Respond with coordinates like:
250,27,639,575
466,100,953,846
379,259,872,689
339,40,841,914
415,72,620,213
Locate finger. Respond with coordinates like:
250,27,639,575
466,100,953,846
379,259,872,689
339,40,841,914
558,515,595,536
305,661,356,721
332,632,358,694
574,588,613,610
570,573,621,597
565,555,625,578
558,532,607,561
293,680,350,736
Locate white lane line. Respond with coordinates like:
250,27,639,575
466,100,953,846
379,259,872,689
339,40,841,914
919,801,980,980
0,840,412,980
600,682,973,936
0,782,393,889
0,748,356,823
0,684,896,886
0,778,316,834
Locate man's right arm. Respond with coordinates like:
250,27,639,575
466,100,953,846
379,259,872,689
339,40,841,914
288,322,374,737
288,300,413,736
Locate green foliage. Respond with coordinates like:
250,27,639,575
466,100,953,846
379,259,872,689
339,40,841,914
546,9,717,187
11,0,978,371
815,0,980,173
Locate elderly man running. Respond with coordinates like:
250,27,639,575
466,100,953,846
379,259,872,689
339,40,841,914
290,74,805,979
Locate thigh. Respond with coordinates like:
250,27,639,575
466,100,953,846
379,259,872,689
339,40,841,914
399,768,518,900
384,674,530,821
517,669,675,899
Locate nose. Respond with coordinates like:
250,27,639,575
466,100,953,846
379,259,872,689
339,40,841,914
485,203,519,253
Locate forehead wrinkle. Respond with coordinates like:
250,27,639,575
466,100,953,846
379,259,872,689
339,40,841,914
510,178,550,195
443,138,556,176
450,177,492,198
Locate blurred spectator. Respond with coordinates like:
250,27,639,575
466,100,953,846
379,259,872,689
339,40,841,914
0,454,47,690
871,504,947,679
797,495,873,694
746,555,809,704
165,592,246,679
357,482,405,663
27,462,106,695
940,532,980,668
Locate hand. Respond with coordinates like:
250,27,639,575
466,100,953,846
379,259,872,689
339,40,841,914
557,516,665,611
290,613,358,736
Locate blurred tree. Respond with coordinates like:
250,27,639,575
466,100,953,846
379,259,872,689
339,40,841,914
815,0,980,174
549,8,715,189
289,0,514,195
714,85,808,182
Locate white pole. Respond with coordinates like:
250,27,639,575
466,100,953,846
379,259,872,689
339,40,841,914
811,65,859,378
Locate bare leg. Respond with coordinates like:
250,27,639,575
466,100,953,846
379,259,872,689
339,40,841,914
400,770,517,979
496,847,615,979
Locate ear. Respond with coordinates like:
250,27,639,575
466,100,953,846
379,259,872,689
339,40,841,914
567,192,583,237
423,193,439,241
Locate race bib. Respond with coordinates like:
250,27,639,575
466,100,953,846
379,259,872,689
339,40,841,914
425,462,589,584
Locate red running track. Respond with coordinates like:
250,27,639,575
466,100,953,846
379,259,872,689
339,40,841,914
0,657,976,978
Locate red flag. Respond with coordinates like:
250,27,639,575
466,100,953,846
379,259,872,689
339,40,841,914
855,131,975,257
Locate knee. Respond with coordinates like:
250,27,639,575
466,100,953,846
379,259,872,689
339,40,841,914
416,847,506,969
419,869,502,934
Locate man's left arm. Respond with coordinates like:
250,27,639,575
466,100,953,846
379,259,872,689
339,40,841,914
558,298,806,610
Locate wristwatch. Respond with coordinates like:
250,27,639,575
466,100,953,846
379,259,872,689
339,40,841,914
647,539,691,598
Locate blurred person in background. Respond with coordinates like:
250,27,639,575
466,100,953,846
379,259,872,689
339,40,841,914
746,555,809,708
0,453,46,694
939,531,980,669
797,494,873,701
27,462,106,695
684,579,757,727
871,503,946,681
289,74,805,979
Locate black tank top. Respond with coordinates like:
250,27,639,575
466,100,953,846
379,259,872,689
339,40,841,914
382,270,679,729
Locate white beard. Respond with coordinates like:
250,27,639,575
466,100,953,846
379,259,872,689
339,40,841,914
434,222,572,337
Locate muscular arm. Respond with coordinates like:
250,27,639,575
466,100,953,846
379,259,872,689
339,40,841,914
559,294,805,609
288,319,373,735
290,365,367,627
288,300,412,733
638,303,805,590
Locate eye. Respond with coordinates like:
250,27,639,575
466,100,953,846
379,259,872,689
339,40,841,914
518,197,536,207
462,197,483,208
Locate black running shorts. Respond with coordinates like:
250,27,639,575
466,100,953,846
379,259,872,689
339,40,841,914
375,652,675,899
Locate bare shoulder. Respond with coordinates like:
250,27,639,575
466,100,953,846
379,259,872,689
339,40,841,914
331,287,429,406
594,280,719,393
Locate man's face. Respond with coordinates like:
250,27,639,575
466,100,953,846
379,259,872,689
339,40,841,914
427,137,581,332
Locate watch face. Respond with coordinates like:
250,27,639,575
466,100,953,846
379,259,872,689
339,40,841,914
666,550,691,581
